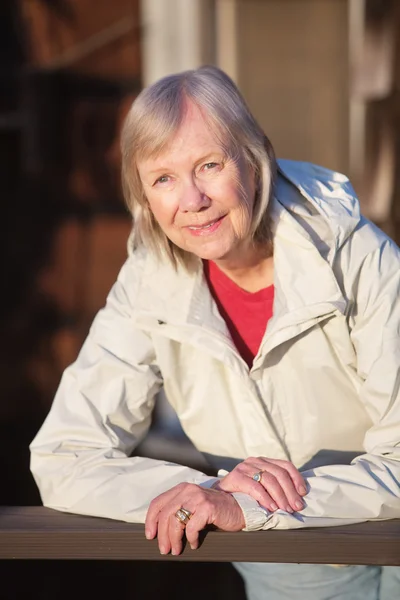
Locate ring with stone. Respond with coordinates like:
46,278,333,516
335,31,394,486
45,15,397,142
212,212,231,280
175,507,193,525
252,470,264,483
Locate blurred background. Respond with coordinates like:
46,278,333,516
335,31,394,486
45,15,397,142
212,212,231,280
1,0,399,598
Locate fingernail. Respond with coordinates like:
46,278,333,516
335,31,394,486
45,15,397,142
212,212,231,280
145,530,152,540
190,544,197,550
295,500,304,510
270,502,278,511
286,505,293,513
298,485,307,495
171,549,178,556
159,547,167,555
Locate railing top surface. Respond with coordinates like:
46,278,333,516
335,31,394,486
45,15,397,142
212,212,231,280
0,507,399,565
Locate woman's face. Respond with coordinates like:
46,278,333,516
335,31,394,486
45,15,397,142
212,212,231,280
137,101,257,265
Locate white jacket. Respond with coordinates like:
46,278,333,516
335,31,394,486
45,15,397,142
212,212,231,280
30,160,400,531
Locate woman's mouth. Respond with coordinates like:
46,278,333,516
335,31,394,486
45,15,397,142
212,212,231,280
186,216,225,236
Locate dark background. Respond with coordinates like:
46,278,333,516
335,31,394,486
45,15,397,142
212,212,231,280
1,1,245,597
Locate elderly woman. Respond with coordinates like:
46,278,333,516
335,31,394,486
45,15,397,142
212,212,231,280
30,66,400,599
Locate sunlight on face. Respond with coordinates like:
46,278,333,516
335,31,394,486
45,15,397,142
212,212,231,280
137,101,257,265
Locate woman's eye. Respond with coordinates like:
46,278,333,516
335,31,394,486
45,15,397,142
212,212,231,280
203,162,218,171
154,175,170,185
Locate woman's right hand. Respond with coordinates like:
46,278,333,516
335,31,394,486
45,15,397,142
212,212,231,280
213,457,307,513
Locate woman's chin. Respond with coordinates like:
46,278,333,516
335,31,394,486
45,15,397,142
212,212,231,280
181,235,233,261
188,246,231,262
174,234,243,263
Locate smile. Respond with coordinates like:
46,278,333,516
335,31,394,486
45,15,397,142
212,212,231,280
188,222,216,230
187,216,225,234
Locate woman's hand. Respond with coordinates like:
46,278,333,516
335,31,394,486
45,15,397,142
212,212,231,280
214,457,307,513
145,483,245,555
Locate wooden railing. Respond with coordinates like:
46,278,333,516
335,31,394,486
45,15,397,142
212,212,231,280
0,507,399,565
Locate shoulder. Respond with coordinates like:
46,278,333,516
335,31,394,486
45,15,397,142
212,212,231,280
276,160,360,252
345,216,398,258
334,217,399,315
118,245,148,289
277,159,398,257
344,217,399,281
107,244,199,319
275,159,399,290
104,245,147,308
104,245,167,317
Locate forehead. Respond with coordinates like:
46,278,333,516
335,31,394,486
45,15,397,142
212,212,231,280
138,101,227,171
166,103,222,155
176,100,217,137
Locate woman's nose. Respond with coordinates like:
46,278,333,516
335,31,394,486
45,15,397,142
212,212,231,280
178,180,211,212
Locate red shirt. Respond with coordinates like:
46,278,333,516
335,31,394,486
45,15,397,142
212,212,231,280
204,260,274,368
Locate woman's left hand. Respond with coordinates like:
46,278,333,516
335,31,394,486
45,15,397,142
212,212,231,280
145,482,245,555
213,456,307,513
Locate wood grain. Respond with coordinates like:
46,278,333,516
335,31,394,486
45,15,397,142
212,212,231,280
0,507,399,565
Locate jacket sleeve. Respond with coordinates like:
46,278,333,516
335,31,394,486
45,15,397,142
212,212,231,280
30,259,216,524
233,237,400,531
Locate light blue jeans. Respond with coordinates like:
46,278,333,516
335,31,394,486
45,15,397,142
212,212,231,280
233,563,400,600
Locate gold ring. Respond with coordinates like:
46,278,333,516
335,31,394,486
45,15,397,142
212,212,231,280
252,470,264,483
175,507,193,525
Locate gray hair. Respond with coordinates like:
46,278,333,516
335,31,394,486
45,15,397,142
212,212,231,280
121,65,276,268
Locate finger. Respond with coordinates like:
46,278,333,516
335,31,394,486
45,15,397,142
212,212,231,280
185,511,207,550
241,456,306,491
251,463,304,512
145,485,184,539
145,498,161,540
264,459,307,496
219,460,303,512
156,507,173,555
255,470,297,512
145,492,171,539
169,511,187,556
218,472,279,512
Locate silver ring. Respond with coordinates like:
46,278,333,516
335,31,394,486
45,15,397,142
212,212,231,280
252,470,264,483
175,507,192,525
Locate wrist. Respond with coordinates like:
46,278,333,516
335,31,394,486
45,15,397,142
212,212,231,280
231,492,270,531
